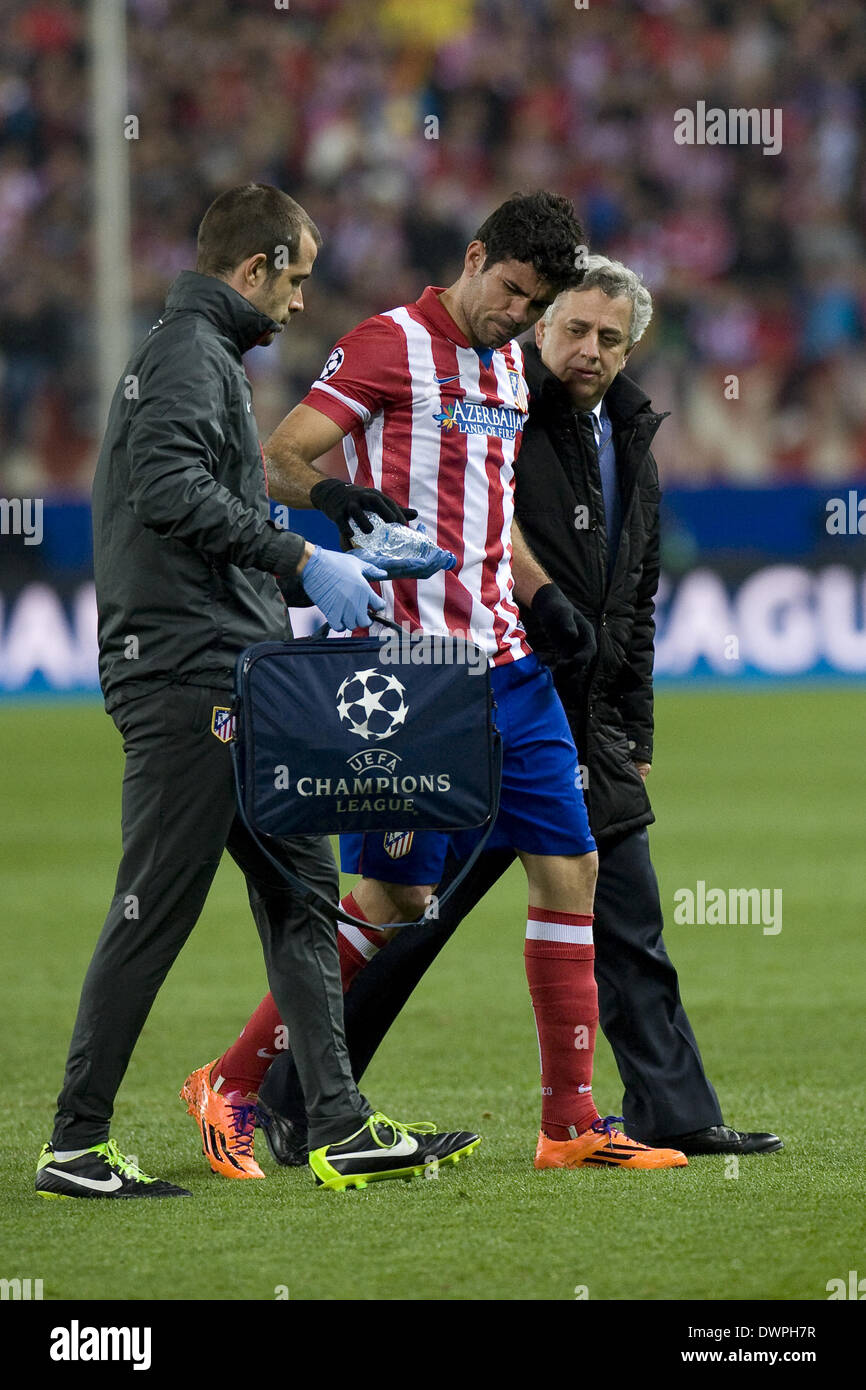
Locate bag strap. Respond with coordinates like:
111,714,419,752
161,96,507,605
230,730,503,934
311,612,402,641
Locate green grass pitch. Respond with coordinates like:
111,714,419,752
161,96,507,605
1,687,863,1302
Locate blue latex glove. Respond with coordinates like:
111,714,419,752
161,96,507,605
351,523,457,580
299,546,387,630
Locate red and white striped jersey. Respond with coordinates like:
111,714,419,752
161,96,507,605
300,286,532,666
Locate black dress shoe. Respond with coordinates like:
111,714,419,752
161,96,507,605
653,1124,783,1156
255,1100,309,1167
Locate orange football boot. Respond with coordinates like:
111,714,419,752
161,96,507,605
535,1115,688,1170
180,1061,265,1179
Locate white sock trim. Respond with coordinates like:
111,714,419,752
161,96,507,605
339,922,380,962
526,918,594,945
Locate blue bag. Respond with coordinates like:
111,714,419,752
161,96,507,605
231,623,502,926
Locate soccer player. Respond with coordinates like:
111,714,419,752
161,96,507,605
259,258,780,1164
184,193,690,1177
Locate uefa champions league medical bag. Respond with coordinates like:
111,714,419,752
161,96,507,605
230,621,502,927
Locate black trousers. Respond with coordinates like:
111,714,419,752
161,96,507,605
261,827,723,1141
53,683,370,1150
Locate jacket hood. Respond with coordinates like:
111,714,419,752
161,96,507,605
164,271,281,355
521,338,658,427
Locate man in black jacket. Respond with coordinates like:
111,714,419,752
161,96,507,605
36,184,478,1200
256,255,781,1160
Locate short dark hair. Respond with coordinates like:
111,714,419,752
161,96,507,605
196,183,322,280
475,191,585,295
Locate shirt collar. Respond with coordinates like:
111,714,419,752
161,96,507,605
575,395,606,439
414,286,473,349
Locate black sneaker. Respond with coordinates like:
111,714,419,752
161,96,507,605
36,1140,192,1199
256,1100,309,1167
309,1112,481,1191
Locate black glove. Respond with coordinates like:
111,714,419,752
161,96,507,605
310,478,417,546
532,582,597,674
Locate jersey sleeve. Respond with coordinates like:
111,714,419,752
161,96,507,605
301,315,407,432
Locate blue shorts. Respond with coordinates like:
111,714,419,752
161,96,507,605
340,653,595,885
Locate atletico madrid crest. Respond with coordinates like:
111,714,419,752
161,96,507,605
508,369,529,413
210,706,236,742
383,830,414,860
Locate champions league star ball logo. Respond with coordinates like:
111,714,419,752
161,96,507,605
336,668,409,741
318,347,344,381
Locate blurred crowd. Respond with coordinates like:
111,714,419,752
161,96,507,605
1,0,866,495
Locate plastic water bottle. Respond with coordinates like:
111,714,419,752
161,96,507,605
349,512,443,563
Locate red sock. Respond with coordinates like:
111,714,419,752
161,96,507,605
524,906,600,1140
213,894,385,1096
337,891,384,990
212,992,285,1099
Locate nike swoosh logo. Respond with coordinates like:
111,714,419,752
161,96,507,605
578,1084,592,1093
434,374,460,385
257,1049,279,1059
43,1167,123,1192
333,1134,420,1161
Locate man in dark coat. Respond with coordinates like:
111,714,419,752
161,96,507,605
257,256,783,1160
36,183,478,1200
